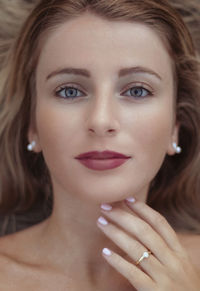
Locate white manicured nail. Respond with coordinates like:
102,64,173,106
98,216,108,225
101,203,112,211
102,248,112,256
125,197,136,203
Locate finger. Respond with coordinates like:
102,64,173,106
100,247,156,290
100,205,177,267
97,216,165,282
124,198,187,257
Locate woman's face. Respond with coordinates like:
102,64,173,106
30,13,178,203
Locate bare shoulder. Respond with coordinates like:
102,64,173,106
0,222,49,290
0,233,28,290
0,221,71,291
0,220,45,261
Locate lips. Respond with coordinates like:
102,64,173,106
75,150,130,160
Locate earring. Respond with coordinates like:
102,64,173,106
172,142,182,154
27,141,36,151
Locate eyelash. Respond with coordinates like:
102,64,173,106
54,84,154,100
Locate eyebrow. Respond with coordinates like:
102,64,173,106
46,66,162,81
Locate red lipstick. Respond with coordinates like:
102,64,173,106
75,150,131,171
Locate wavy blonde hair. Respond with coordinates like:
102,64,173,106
0,0,36,70
0,0,200,234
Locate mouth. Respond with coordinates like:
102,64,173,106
75,150,131,171
75,150,131,160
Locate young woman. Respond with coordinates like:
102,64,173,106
0,0,200,290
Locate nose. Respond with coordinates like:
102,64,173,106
86,94,120,137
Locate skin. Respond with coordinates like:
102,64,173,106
0,12,199,290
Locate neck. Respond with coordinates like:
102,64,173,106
39,182,148,285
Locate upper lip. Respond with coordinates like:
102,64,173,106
75,151,131,159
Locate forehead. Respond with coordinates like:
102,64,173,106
36,13,173,81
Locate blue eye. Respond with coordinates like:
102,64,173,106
123,86,152,98
55,86,84,99
55,85,152,100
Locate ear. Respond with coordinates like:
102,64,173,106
27,124,42,153
167,123,180,156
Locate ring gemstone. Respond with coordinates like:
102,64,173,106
143,251,149,258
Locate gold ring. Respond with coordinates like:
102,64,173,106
135,250,152,266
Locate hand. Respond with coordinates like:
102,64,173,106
96,198,200,291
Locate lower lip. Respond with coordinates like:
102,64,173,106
76,158,130,170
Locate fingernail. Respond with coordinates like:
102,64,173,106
98,216,108,225
102,247,112,256
125,197,136,203
101,203,112,211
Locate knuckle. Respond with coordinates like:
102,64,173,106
113,232,124,245
128,240,141,255
137,222,151,235
154,213,167,226
167,256,184,275
123,213,134,225
174,245,189,260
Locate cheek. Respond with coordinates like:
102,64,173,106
128,99,173,141
138,114,172,151
128,105,173,171
35,103,81,166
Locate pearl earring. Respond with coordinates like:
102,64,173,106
172,142,182,154
27,141,36,151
